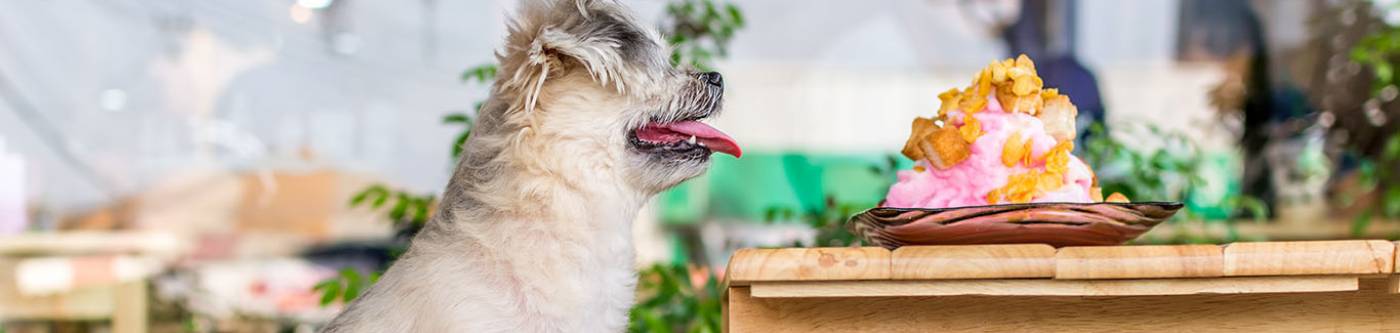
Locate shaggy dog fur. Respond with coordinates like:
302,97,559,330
321,0,730,332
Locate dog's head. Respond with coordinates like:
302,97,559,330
480,0,740,195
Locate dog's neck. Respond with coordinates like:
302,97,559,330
423,98,650,257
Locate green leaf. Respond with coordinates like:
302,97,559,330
762,207,779,222
414,195,435,224
349,188,373,207
670,51,684,67
1378,62,1394,85
1385,187,1400,217
182,316,199,333
370,187,390,208
442,113,471,124
350,185,390,208
312,278,336,293
389,193,410,221
716,25,734,41
1351,46,1371,63
1359,160,1379,189
640,311,668,333
342,269,363,302
725,4,744,27
314,278,341,306
461,64,498,84
1384,132,1400,162
1237,196,1270,223
452,129,472,159
669,34,688,46
1352,209,1375,238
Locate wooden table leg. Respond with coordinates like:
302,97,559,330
728,286,739,333
111,280,146,333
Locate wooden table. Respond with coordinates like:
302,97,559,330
0,232,182,333
724,240,1400,332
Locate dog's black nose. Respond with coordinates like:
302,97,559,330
702,72,723,88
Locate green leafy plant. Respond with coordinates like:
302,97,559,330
1385,133,1400,217
461,64,498,84
444,112,476,159
629,264,724,333
1346,132,1400,235
312,268,381,306
762,155,901,247
448,63,496,158
1343,154,1400,237
1351,6,1400,92
349,184,435,227
1081,123,1204,203
1081,123,1268,243
762,196,871,247
1344,4,1400,233
662,0,745,70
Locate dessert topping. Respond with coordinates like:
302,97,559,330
901,117,971,170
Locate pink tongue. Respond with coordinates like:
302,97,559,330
661,121,743,157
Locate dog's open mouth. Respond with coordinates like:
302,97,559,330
629,120,742,158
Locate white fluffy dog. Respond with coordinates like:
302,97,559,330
321,0,740,332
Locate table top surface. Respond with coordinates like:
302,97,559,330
726,240,1399,284
0,231,184,257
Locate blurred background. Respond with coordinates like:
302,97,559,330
0,0,1398,332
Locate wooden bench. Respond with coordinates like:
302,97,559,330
724,241,1400,332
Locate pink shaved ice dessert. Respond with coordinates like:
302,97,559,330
883,55,1120,209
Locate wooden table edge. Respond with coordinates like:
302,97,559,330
742,275,1367,298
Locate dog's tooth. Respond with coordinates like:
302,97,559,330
688,135,697,144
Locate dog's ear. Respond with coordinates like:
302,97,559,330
497,0,659,113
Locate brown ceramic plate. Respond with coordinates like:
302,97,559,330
848,202,1183,249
